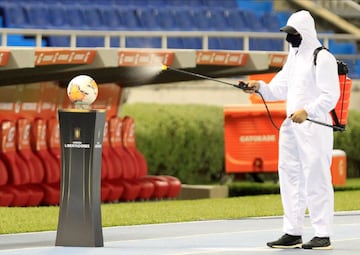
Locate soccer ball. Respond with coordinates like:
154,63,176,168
67,75,98,106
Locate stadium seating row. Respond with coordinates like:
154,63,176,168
0,0,241,8
0,115,181,207
0,2,284,51
1,2,358,54
0,4,281,32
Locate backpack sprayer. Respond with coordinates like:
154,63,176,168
161,64,348,131
313,46,351,132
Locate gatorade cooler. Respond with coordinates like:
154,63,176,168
224,103,286,173
331,149,347,186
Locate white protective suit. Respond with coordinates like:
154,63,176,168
258,10,340,237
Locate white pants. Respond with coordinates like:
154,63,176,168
278,118,334,237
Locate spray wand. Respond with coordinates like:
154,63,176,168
162,64,344,131
162,64,252,91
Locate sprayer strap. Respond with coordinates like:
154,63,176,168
330,109,340,127
313,46,347,131
313,46,328,66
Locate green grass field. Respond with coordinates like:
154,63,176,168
0,189,359,235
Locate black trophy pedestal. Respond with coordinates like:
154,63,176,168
55,109,106,247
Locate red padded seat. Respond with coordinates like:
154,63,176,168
46,117,61,167
101,121,124,202
31,118,60,205
0,159,14,206
122,116,182,199
108,117,144,201
0,120,32,206
16,118,45,206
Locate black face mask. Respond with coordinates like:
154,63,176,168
286,33,302,47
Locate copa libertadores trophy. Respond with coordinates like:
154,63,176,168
56,75,105,247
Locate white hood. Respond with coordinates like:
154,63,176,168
285,10,322,51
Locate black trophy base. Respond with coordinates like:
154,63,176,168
55,109,106,247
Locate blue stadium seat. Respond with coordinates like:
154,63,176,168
200,9,231,31
47,4,67,28
182,38,202,49
276,11,291,28
165,0,203,7
0,3,28,28
156,8,177,31
123,0,150,7
269,39,284,51
260,12,281,32
354,60,360,78
223,38,244,50
77,37,105,47
209,37,244,50
62,4,107,46
242,11,266,32
203,0,237,8
224,9,250,31
99,6,126,30
6,34,45,46
22,4,51,29
329,40,357,54
193,8,233,31
208,38,221,49
237,0,273,14
117,7,142,30
47,36,70,47
45,4,70,46
125,37,161,48
250,38,282,51
192,9,211,31
62,5,87,29
136,8,161,30
167,38,184,49
82,6,106,30
173,8,197,31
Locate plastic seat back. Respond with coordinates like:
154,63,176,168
23,3,50,28
17,118,45,184
1,3,28,28
0,120,28,185
31,118,60,184
110,117,137,180
121,116,147,177
99,6,125,30
46,117,60,164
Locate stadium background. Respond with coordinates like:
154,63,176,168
0,0,359,207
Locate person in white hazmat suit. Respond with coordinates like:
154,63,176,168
244,10,340,250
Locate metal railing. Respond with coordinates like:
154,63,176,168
0,28,359,53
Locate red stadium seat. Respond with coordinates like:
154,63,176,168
0,187,14,206
0,152,8,186
17,118,45,184
31,118,60,205
101,121,124,202
108,117,146,201
14,149,43,206
0,120,32,206
46,117,60,166
0,159,14,206
121,116,181,199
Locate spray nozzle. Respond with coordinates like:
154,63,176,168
234,81,252,91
